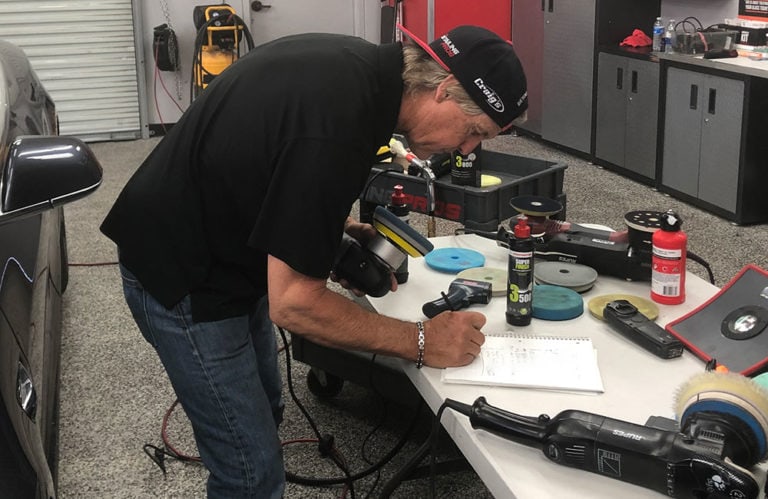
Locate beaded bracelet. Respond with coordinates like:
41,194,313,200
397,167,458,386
416,321,425,369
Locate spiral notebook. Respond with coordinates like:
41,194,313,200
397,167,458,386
442,334,604,393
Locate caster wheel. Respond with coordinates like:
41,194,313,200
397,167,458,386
307,369,344,398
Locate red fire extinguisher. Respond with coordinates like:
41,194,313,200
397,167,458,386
651,210,687,305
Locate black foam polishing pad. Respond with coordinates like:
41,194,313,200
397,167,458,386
509,196,563,217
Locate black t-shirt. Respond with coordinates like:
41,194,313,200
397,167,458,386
101,33,404,322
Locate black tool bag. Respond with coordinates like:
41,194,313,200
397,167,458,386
153,23,179,72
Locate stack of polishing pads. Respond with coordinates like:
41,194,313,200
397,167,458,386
528,262,596,321
534,261,598,293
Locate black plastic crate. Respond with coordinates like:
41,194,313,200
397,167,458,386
360,149,567,231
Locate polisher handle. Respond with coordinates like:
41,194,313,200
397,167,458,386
421,278,492,318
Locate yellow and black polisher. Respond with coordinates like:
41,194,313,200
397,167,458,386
333,206,433,297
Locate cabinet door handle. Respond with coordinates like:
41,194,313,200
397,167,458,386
708,88,717,115
541,0,545,12
689,84,698,110
616,67,623,90
548,0,554,12
631,70,638,94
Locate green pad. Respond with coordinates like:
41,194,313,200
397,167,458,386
533,284,584,321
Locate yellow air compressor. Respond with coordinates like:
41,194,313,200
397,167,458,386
191,4,254,99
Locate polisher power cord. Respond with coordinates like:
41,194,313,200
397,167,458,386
275,326,426,498
143,325,425,498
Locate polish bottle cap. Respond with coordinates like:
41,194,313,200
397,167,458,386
513,215,531,239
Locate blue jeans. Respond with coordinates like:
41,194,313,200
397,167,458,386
120,264,285,498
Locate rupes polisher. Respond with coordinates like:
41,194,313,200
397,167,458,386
333,205,433,297
444,371,768,498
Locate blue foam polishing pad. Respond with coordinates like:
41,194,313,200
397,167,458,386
754,372,768,392
533,284,584,321
424,247,485,274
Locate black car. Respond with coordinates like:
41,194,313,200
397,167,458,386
0,40,103,498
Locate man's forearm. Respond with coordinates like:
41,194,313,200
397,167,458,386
271,283,419,361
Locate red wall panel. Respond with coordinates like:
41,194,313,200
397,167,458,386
402,0,512,41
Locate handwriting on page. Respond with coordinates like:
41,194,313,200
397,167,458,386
442,335,604,393
483,342,585,378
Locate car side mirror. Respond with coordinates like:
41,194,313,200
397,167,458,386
1,135,103,222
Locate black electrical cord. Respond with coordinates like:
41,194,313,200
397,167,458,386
277,326,425,492
359,354,388,498
142,339,294,473
676,16,704,33
361,165,403,202
359,350,427,498
138,321,421,495
426,403,451,498
377,400,451,498
687,250,715,285
454,226,501,241
153,40,186,134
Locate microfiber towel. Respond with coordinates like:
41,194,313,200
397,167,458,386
620,29,652,48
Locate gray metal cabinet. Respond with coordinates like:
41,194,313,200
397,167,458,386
662,67,743,213
595,52,660,181
511,0,543,135
541,0,595,154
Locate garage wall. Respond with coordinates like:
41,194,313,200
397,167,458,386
139,0,382,132
661,0,739,28
0,0,146,141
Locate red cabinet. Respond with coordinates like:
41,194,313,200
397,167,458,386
401,0,512,41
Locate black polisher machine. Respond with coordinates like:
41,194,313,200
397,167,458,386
443,371,768,498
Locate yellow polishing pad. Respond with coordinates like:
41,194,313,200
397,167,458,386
588,294,659,321
481,174,502,187
457,267,507,296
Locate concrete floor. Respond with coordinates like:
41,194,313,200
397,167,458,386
56,133,768,498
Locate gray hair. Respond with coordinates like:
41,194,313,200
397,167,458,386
401,45,484,117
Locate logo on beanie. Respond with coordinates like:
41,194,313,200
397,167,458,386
474,78,504,113
439,35,460,57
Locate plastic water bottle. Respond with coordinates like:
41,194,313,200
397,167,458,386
652,17,663,52
663,19,676,53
